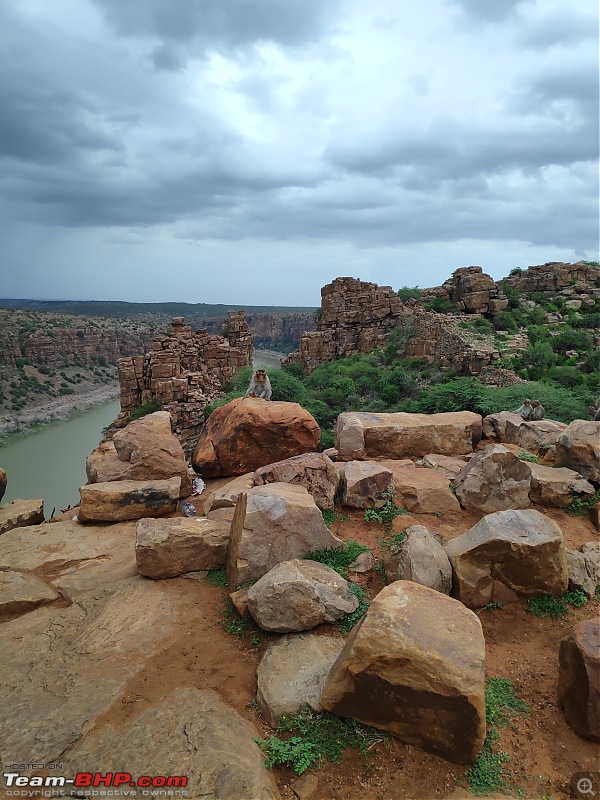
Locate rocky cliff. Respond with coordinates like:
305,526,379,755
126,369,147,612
419,266,508,315
503,262,600,294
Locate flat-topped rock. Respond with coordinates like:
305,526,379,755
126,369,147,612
227,483,344,590
335,411,482,460
444,509,568,608
454,445,531,513
78,478,180,522
0,498,44,535
254,452,339,510
558,620,600,742
527,463,595,507
416,454,468,479
338,461,394,508
192,397,320,478
482,411,523,441
555,420,600,483
390,467,461,514
0,571,58,621
320,581,486,763
135,516,231,578
504,417,568,452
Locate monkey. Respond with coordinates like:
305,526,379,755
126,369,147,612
245,369,272,400
530,401,545,421
513,399,533,420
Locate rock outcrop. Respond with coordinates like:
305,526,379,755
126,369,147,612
135,517,231,578
555,421,600,483
320,581,486,763
193,397,320,478
227,483,344,590
254,452,339,510
78,478,180,522
503,261,600,294
335,411,482,460
0,570,58,621
0,498,44,535
558,620,600,742
454,446,531,513
384,525,452,594
421,266,508,315
527,464,595,508
444,509,568,607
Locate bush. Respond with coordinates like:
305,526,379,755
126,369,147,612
127,397,161,422
522,341,556,371
397,286,422,302
269,370,305,403
416,378,486,414
492,311,518,333
552,328,593,354
546,366,584,388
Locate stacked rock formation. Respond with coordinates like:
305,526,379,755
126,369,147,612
113,313,253,450
503,261,600,295
420,266,508,315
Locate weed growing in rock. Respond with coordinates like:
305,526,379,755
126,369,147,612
480,602,503,613
565,490,600,517
466,677,528,796
126,396,161,423
255,709,387,774
377,529,409,549
364,488,409,527
221,597,262,640
517,451,539,463
527,590,588,619
338,583,370,635
308,539,370,580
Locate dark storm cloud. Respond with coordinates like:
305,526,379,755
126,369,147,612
449,0,533,23
518,13,598,49
92,0,339,47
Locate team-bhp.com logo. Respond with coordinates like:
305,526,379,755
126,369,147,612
3,772,188,796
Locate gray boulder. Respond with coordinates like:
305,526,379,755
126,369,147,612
0,499,44,536
454,445,531,513
338,461,394,509
254,452,339,510
384,525,452,594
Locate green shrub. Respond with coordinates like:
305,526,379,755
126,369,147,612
397,286,422,302
127,396,161,422
269,370,305,403
546,365,584,388
492,311,518,332
522,341,556,371
552,328,593,354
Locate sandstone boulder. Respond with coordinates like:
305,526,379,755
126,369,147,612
390,467,461,514
416,454,468,480
555,421,600,483
335,411,482,460
207,507,236,525
254,452,339,510
454,445,531,513
558,620,600,742
247,559,358,633
61,688,282,799
78,478,180,523
0,571,58,621
444,509,568,608
192,397,320,478
527,463,595,507
566,549,598,600
482,411,523,441
0,498,44,535
338,461,394,508
384,525,452,594
135,517,231,578
504,418,568,453
0,467,6,502
319,581,486,763
257,635,344,727
87,411,191,497
227,483,344,590
204,473,255,512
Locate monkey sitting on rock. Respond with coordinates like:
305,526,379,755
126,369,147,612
245,369,272,400
530,401,545,421
513,399,533,420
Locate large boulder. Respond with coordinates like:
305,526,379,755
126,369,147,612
257,635,344,727
254,453,339,510
78,478,180,523
384,525,452,594
555,421,600,483
390,467,461,514
338,461,394,509
204,473,255,513
482,412,523,441
504,418,567,453
87,411,191,498
135,517,231,578
0,467,6,502
444,509,568,608
558,620,600,742
527,463,595,507
246,559,357,632
566,542,600,599
335,411,482,460
0,499,44,535
319,581,486,763
61,688,282,799
192,397,320,478
0,571,58,621
453,445,531,513
227,483,344,590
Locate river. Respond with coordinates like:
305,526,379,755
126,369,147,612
0,350,285,515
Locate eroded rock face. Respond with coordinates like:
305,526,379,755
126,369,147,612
390,467,461,514
384,525,452,594
61,688,282,799
338,461,394,509
247,559,357,633
227,483,344,590
482,412,523,441
444,509,568,608
319,581,486,763
0,571,58,621
192,397,320,478
527,463,595,508
87,411,191,497
78,478,180,522
0,498,44,535
335,411,482,460
558,620,600,742
254,453,339,510
566,542,600,599
257,635,344,727
454,445,531,513
135,517,231,578
555,421,600,483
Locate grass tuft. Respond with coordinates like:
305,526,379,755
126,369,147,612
526,590,588,619
321,508,350,528
565,490,600,517
308,539,371,580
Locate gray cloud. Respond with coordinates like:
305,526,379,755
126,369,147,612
518,13,598,49
449,0,533,23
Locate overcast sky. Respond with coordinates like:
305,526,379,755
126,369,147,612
1,0,598,306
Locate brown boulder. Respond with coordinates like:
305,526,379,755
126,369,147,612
558,620,600,742
135,517,231,578
527,463,595,507
444,509,568,608
566,546,599,600
78,478,180,523
335,411,482,460
454,445,531,513
590,504,600,531
555,421,600,483
192,397,320,478
482,412,523,441
87,411,191,498
338,461,394,508
504,418,567,453
254,452,339,510
416,454,468,479
391,467,461,514
0,467,6,502
319,581,486,763
0,499,44,536
227,483,344,590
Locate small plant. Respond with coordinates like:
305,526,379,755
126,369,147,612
206,569,228,587
527,590,588,619
517,451,539,463
364,488,408,527
126,396,161,423
221,597,262,639
338,583,370,635
255,709,387,775
480,602,503,613
308,539,370,580
320,508,349,528
565,490,600,517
